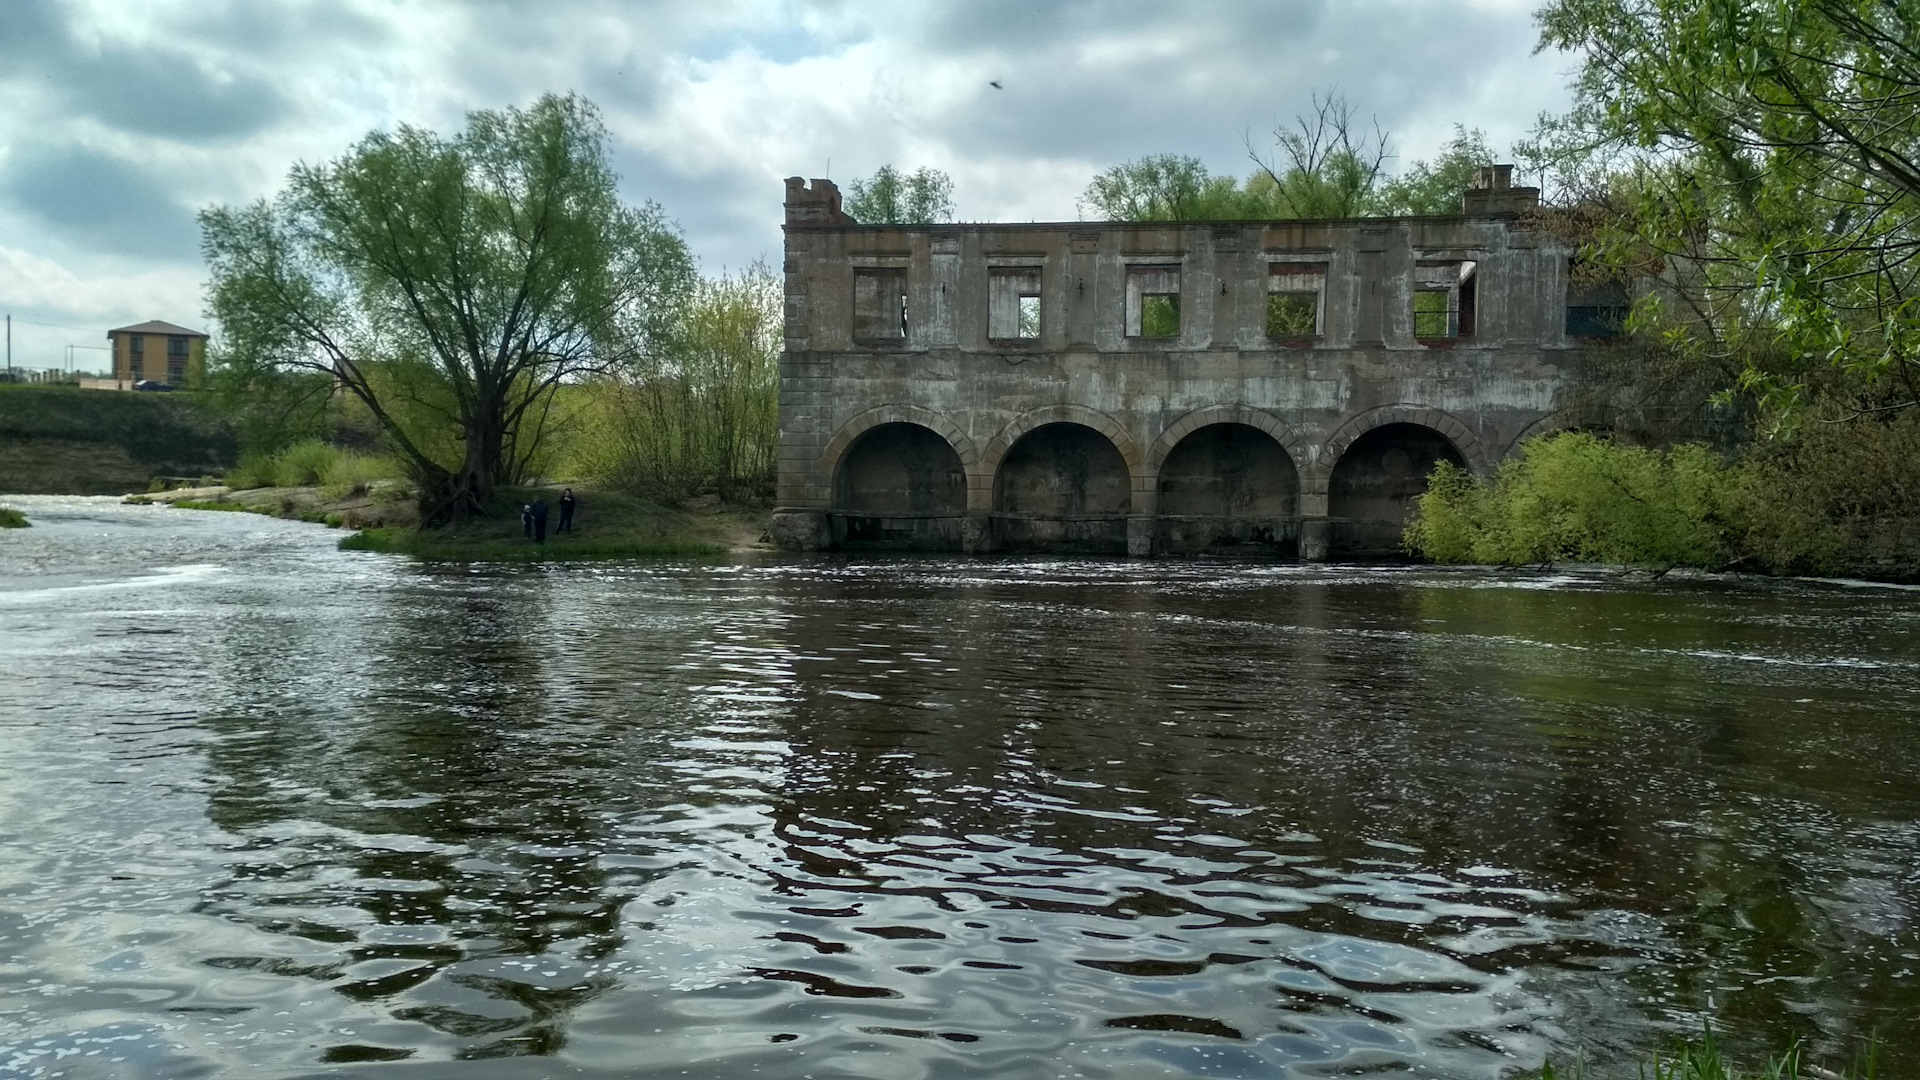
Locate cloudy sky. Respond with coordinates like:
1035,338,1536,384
0,0,1577,371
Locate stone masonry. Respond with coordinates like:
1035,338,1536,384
772,167,1611,559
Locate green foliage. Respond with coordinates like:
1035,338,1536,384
0,506,27,528
1082,96,1494,222
1080,154,1265,221
1738,407,1920,577
201,92,696,523
1140,295,1180,338
1406,432,1741,568
1374,125,1496,215
1408,425,1920,579
845,165,954,224
225,439,404,493
569,261,780,500
1529,0,1920,424
1266,292,1317,337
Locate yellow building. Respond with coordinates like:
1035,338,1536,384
107,320,208,388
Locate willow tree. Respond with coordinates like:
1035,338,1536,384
201,93,695,521
1531,0,1920,421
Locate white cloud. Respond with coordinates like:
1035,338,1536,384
0,0,1578,368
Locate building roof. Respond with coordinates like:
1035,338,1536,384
107,320,208,338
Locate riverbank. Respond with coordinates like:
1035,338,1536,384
0,384,237,494
137,482,772,560
341,489,768,560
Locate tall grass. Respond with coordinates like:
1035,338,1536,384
225,439,404,494
0,506,28,528
1539,1024,1878,1079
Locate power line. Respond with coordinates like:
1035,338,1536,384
5,317,112,335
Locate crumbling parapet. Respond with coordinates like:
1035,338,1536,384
784,177,854,227
1460,165,1541,216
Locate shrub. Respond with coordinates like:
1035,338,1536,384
1406,432,1742,569
1737,407,1920,578
224,441,403,494
0,506,28,528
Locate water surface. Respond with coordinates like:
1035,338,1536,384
2,495,1917,1078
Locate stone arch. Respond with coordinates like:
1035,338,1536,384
1322,409,1477,559
1153,410,1302,555
821,404,978,480
1314,404,1491,483
982,403,1142,472
987,406,1137,554
1502,406,1639,459
1147,404,1302,473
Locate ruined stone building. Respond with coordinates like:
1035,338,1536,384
771,167,1623,558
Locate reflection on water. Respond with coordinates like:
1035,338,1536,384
1,495,1917,1078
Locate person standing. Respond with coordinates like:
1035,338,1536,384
557,488,576,535
532,498,550,544
521,502,534,540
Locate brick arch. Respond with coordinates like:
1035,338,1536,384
820,404,979,481
1313,404,1492,484
1147,404,1303,473
982,404,1143,471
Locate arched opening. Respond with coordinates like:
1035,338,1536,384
1327,423,1467,558
993,422,1131,553
830,422,966,549
1157,423,1300,554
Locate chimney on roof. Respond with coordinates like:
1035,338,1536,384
785,176,854,227
1461,164,1539,216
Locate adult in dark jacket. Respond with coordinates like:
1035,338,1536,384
558,489,577,535
532,499,549,543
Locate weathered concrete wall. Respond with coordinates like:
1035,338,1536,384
773,175,1596,559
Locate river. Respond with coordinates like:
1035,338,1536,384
2,495,1917,1079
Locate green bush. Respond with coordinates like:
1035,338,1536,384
1406,432,1742,569
1738,408,1920,578
0,506,28,528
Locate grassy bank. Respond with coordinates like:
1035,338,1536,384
158,480,765,561
0,384,237,494
337,487,762,561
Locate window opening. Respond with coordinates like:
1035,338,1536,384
1126,265,1181,339
989,268,1042,341
1267,261,1325,339
1413,260,1476,341
1566,273,1629,338
853,268,908,342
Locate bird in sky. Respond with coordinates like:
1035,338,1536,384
989,80,1003,89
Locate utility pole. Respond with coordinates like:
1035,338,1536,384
5,314,11,382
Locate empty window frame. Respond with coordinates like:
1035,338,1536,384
1413,260,1477,341
989,267,1042,341
1565,275,1630,338
1267,261,1326,339
853,267,908,343
1125,265,1181,339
